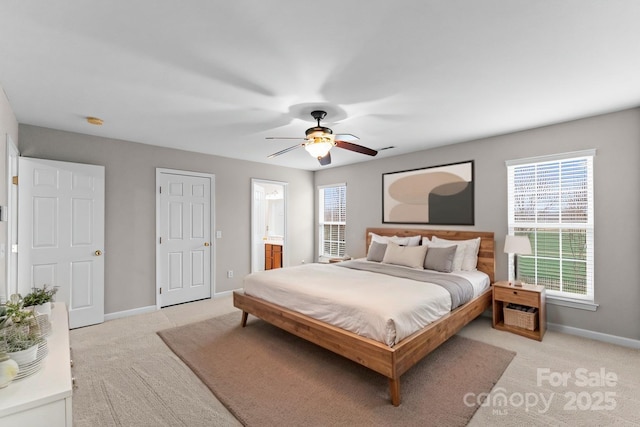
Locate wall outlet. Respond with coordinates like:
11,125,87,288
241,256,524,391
227,270,233,278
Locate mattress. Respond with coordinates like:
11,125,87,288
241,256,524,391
242,260,490,347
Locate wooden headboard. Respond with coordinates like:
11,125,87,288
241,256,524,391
366,228,495,283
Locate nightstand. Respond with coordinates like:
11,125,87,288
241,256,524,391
492,281,546,341
328,257,352,264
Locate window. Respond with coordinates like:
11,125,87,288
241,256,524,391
507,150,595,302
318,184,346,259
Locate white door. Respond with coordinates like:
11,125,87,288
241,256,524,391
18,158,105,329
157,170,213,307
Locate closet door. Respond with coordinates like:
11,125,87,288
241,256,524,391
157,170,213,307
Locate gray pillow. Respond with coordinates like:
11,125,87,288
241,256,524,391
424,245,457,273
367,241,387,262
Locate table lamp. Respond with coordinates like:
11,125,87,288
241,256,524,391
504,235,532,287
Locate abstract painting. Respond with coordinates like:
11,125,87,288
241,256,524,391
382,160,474,225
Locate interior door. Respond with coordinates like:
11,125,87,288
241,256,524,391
157,170,213,307
18,157,105,329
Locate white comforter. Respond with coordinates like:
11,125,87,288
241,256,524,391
242,261,489,347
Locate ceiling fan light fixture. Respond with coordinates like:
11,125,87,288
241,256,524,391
267,109,376,165
304,140,333,158
304,127,335,158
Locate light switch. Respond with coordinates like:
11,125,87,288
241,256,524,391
216,230,222,238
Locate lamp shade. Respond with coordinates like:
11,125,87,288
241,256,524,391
503,235,532,255
304,141,333,158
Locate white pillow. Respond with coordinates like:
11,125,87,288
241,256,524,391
370,232,411,246
406,235,422,246
431,236,481,271
421,236,430,246
382,241,428,269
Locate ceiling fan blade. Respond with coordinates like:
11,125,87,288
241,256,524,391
335,140,378,156
268,144,303,158
318,152,332,166
334,133,359,142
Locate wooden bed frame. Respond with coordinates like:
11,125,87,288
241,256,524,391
233,228,495,406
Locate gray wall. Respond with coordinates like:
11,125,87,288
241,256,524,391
315,108,640,341
13,107,640,341
18,125,315,314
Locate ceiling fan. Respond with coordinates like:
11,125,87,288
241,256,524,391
266,110,378,166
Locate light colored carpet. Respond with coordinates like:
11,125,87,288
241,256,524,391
157,312,515,426
71,296,640,426
459,318,640,426
71,298,242,427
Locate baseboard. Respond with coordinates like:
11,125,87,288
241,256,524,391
104,305,157,321
548,322,640,349
480,310,639,349
104,291,237,321
214,289,234,298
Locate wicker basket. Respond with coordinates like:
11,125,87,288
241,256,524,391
503,304,538,331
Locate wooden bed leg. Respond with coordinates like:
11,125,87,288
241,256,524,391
389,377,401,406
241,311,248,327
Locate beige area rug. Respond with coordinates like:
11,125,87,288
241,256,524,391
158,312,516,427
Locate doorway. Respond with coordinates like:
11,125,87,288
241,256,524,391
251,179,287,273
3,135,19,302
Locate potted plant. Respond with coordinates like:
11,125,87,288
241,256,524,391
1,297,39,365
0,325,39,365
23,284,58,316
3,294,43,338
4,294,36,325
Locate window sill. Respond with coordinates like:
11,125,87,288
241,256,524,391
547,295,598,311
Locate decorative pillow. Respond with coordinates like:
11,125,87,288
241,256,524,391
366,241,387,262
424,245,457,273
431,236,481,271
426,239,464,271
421,236,430,246
382,242,428,269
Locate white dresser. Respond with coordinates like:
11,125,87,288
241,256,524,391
0,303,73,426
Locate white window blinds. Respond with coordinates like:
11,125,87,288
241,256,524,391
318,184,346,258
507,150,595,301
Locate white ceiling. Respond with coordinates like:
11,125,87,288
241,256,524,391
1,1,639,171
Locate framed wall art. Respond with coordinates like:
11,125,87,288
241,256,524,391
382,160,474,225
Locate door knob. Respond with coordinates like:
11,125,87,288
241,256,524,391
95,250,103,256
204,242,210,247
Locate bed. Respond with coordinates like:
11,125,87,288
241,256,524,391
233,228,495,406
